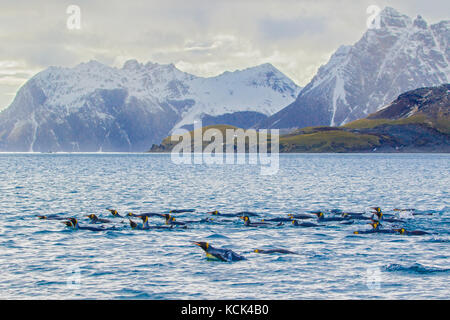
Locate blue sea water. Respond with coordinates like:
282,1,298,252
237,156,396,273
0,153,449,299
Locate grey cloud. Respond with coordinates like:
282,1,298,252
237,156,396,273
259,16,326,40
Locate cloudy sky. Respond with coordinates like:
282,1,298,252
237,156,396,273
0,0,448,110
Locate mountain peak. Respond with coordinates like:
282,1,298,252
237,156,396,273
0,57,300,152
413,15,428,29
379,6,401,17
76,60,106,70
257,62,276,70
122,59,143,70
379,6,411,28
261,7,449,130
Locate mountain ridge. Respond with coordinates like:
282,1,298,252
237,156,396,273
0,60,301,152
260,7,450,130
149,84,450,153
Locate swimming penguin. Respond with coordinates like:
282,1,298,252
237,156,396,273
353,221,396,234
292,220,319,227
86,214,112,224
128,217,151,230
139,215,151,229
126,212,164,218
169,209,196,213
193,242,246,262
393,228,429,236
37,214,69,220
107,209,123,218
239,216,272,227
314,212,347,222
253,249,298,254
208,210,259,217
128,218,139,229
341,212,371,221
63,220,76,228
129,216,174,230
182,217,213,224
235,211,260,217
371,209,404,223
161,214,207,226
353,222,379,234
202,217,233,224
340,211,365,216
162,214,186,225
370,207,396,217
65,218,115,231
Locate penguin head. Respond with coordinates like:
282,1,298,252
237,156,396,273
370,221,380,229
129,219,137,229
395,228,406,235
193,242,209,251
63,220,74,228
292,220,299,226
240,216,249,221
87,214,97,220
314,212,324,218
69,218,78,226
140,215,149,223
126,212,134,217
371,207,381,213
208,210,219,215
108,209,119,216
254,249,260,253
163,214,175,225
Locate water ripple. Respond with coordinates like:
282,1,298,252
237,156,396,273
0,153,449,299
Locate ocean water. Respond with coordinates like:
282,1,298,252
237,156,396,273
0,153,449,299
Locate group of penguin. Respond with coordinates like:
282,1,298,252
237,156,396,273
37,206,431,262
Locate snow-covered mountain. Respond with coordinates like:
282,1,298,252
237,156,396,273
261,7,450,129
0,61,300,151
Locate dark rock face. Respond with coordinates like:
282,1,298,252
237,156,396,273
275,84,450,153
368,84,450,120
261,7,449,130
357,124,450,152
